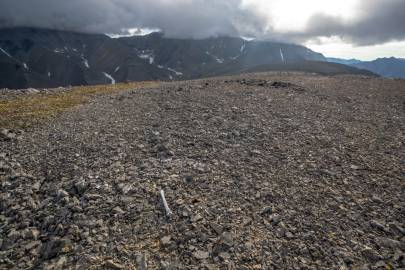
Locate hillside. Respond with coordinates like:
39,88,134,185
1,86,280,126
1,72,404,269
0,28,376,89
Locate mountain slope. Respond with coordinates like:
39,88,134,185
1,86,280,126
0,27,171,89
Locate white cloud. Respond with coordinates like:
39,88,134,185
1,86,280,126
242,0,360,31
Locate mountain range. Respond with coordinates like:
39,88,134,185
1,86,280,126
327,57,405,78
0,27,387,89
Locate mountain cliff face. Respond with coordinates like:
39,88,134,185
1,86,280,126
0,28,375,89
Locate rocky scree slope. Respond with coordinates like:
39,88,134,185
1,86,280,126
0,72,404,269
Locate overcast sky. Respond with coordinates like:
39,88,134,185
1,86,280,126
1,0,404,60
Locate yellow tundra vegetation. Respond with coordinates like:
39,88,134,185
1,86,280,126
0,81,159,129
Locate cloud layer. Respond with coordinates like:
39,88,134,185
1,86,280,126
0,0,268,39
0,0,404,46
300,0,405,45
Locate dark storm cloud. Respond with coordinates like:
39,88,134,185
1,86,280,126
0,0,404,45
0,0,268,38
297,0,405,45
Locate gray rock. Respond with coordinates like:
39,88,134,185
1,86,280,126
184,175,193,183
43,256,68,270
193,250,210,260
112,206,125,215
57,189,69,199
25,241,41,251
74,180,88,195
375,237,401,249
160,260,176,270
161,236,172,246
371,195,383,204
40,237,72,260
270,214,281,225
210,223,223,235
220,232,234,247
370,220,386,231
388,222,404,235
191,213,203,223
361,247,381,262
7,229,21,241
219,252,231,260
0,129,16,141
25,228,40,240
350,165,360,170
275,227,286,238
260,206,275,215
105,259,125,269
136,254,148,270
285,231,294,239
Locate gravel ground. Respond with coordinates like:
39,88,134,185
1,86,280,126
1,72,404,269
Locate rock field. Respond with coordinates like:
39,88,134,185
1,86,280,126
0,72,404,269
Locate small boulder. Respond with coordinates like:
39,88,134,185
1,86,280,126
193,250,209,260
105,259,125,269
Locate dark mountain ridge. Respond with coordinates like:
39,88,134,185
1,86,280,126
0,27,376,89
118,33,327,79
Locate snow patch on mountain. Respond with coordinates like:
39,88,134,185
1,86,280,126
23,63,29,70
215,57,224,64
114,66,120,73
48,72,51,77
0,47,12,58
103,72,116,84
81,57,90,68
167,67,183,76
280,49,285,62
240,43,246,52
138,50,154,64
206,51,224,64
